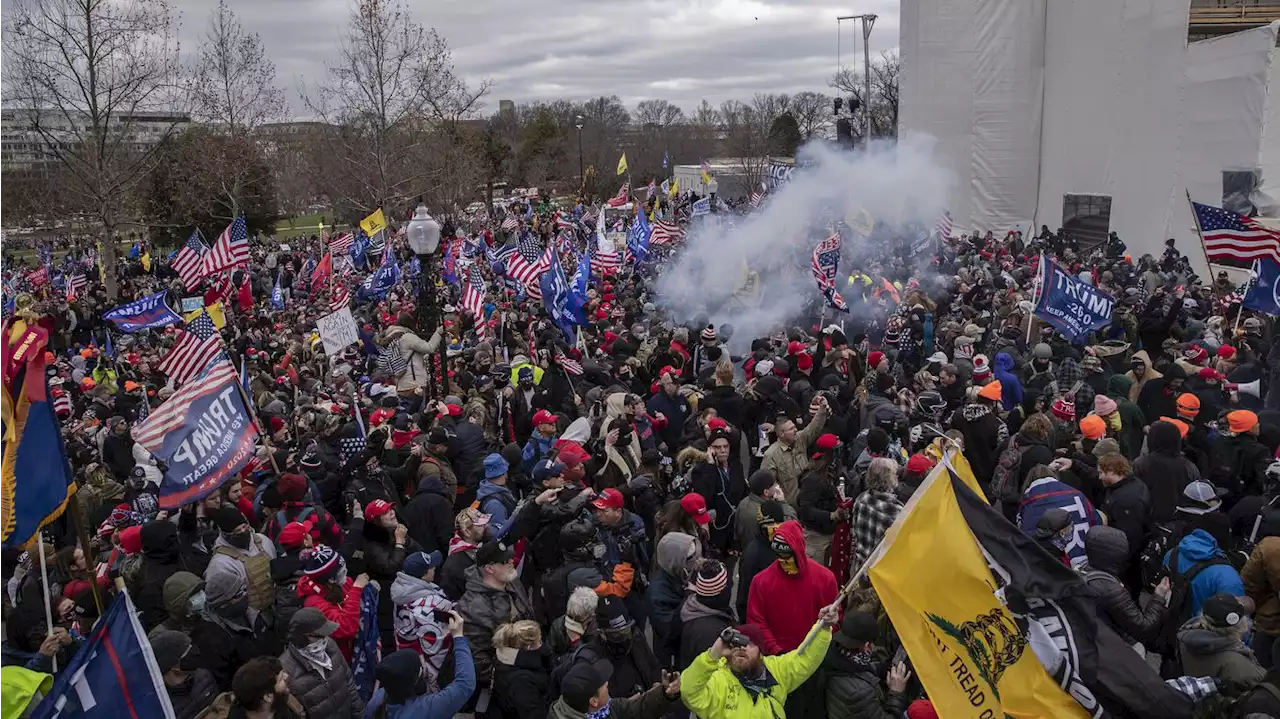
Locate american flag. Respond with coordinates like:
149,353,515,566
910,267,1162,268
554,351,584,376
1192,201,1280,266
591,235,621,274
461,264,487,338
811,232,849,312
339,431,367,466
174,229,210,289
501,215,520,232
554,212,574,231
935,210,954,239
203,216,250,275
750,183,765,208
606,183,630,208
328,282,352,313
210,271,236,304
650,220,684,246
581,208,598,226
66,272,87,300
52,389,72,418
329,231,355,254
133,359,240,450
507,232,552,298
158,309,224,386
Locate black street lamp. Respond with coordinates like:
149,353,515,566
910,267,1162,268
575,114,585,187
405,200,447,398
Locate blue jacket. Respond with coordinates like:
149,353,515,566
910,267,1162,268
993,352,1024,411
363,638,475,719
1016,477,1101,567
1163,530,1244,616
476,480,517,538
521,434,555,476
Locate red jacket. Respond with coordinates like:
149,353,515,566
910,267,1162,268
298,575,362,661
746,520,838,654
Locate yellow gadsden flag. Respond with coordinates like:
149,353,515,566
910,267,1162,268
360,208,388,240
867,458,1091,719
616,153,628,176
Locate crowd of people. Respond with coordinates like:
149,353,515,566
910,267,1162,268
6,191,1280,719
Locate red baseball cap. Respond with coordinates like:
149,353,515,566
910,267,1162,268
365,499,394,521
532,409,559,426
680,494,711,525
445,403,464,417
905,453,935,474
592,488,625,510
811,433,841,459
278,520,315,550
706,417,728,431
557,441,592,467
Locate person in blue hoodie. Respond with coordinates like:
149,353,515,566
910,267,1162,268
1163,529,1245,617
993,352,1024,412
363,611,475,719
477,454,518,539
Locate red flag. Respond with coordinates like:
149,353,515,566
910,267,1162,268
237,272,253,311
311,252,332,293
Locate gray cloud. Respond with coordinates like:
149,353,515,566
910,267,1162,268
175,0,899,118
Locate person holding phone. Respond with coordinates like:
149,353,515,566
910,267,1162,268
818,611,911,719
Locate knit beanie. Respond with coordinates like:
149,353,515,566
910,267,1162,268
1050,395,1076,422
692,561,729,598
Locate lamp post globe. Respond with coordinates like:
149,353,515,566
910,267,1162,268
406,202,441,256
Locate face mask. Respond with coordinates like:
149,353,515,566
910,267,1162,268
604,631,632,654
187,590,207,614
179,646,203,672
226,531,251,550
215,595,249,618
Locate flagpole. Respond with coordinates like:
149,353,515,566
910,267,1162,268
1234,259,1256,336
36,539,58,673
231,360,283,475
1186,189,1216,275
68,493,104,615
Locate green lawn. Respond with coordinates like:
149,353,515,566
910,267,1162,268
273,212,358,241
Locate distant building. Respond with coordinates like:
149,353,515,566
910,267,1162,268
1,109,189,172
499,99,516,116
672,157,793,199
1187,0,1280,40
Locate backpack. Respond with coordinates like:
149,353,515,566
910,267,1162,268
377,341,409,377
1208,439,1244,494
273,506,316,539
274,577,303,643
1155,544,1232,664
1137,519,1187,590
991,436,1026,504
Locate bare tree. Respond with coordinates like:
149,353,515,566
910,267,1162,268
577,95,630,189
634,99,684,128
790,91,832,141
191,0,284,133
830,50,900,140
4,0,185,297
719,99,773,192
301,0,490,213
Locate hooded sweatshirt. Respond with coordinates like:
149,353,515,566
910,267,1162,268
388,572,453,681
993,352,1023,411
1132,420,1200,524
746,520,837,654
1125,351,1162,404
1163,530,1244,617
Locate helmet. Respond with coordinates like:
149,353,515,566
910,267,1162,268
559,519,598,556
915,390,946,419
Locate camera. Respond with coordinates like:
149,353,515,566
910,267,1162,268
720,627,750,649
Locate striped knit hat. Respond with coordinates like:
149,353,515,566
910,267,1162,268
691,560,729,598
301,545,343,582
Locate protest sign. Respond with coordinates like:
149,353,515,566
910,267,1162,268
317,306,360,355
180,296,204,312
1033,256,1114,341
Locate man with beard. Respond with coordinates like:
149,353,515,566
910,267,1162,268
440,507,491,601
228,655,305,719
681,602,840,719
416,426,459,501
458,542,535,697
509,365,553,445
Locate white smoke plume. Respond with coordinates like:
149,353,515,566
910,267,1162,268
652,135,956,349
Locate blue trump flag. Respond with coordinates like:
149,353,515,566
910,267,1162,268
131,359,259,510
627,210,651,265
31,591,175,719
539,249,577,346
360,249,401,301
271,271,285,310
1033,256,1115,341
569,250,590,325
352,230,370,269
103,291,182,333
1243,258,1280,316
2,329,75,548
352,584,381,701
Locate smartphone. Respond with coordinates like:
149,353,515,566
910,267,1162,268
433,608,453,624
892,646,908,666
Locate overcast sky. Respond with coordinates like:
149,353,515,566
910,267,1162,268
180,0,900,119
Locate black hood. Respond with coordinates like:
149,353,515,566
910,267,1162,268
140,521,180,563
1084,526,1129,575
1147,420,1182,456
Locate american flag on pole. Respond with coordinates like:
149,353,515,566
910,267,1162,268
554,350,584,376
650,220,684,246
174,229,210,289
934,210,954,239
1191,200,1280,267
203,216,250,274
750,183,765,209
329,231,355,254
133,359,240,448
66,272,87,300
158,309,224,386
811,232,850,312
606,183,630,208
328,282,352,313
501,215,520,232
507,232,552,288
461,264,488,338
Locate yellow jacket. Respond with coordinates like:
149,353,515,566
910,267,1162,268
681,623,832,719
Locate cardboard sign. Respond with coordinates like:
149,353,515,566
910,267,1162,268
180,296,204,312
317,307,360,355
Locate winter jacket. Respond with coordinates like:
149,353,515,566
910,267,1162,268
733,494,797,557
678,596,735,670
444,417,487,492
1105,374,1147,460
548,683,680,719
262,503,343,551
203,532,276,615
1208,432,1273,503
1011,430,1055,492
796,468,840,535
1080,526,1167,646
760,412,829,504
190,612,279,690
737,529,775,622
746,521,838,654
1017,477,1101,568
1163,530,1245,617
1176,618,1265,685
280,638,364,719
1126,351,1163,404
820,644,907,719
362,638,476,719
492,646,551,719
1101,475,1150,563
1133,420,1200,524
298,575,363,661
993,352,1024,411
389,572,453,660
701,385,747,430
1243,536,1280,635
166,669,219,719
476,479,519,537
383,325,443,394
647,390,692,451
457,565,535,684
689,461,745,554
439,542,477,601
401,474,454,556
133,521,197,632
681,620,832,719
650,532,697,665
950,403,1007,490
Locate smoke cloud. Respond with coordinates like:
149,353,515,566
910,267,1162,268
652,135,956,349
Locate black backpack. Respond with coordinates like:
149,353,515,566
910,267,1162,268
1155,545,1232,670
1137,519,1187,590
991,435,1026,504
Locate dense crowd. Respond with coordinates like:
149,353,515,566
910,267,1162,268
7,194,1280,719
